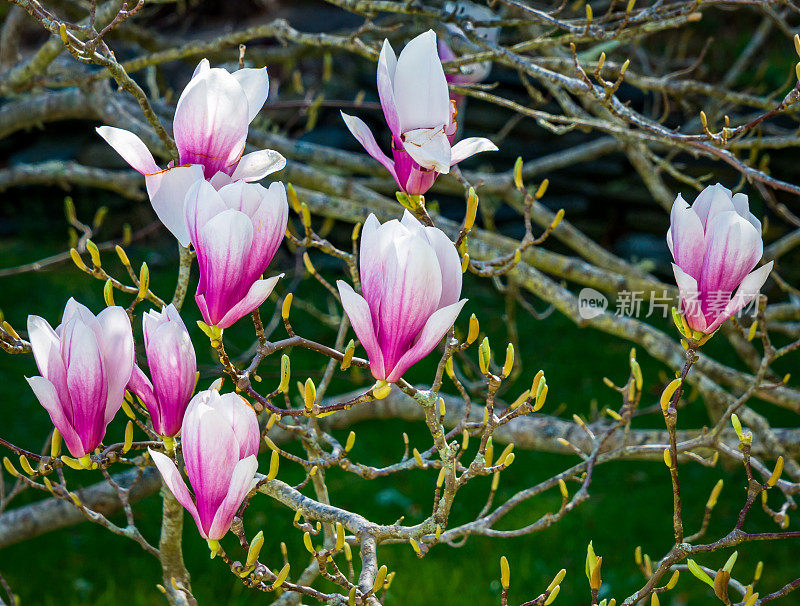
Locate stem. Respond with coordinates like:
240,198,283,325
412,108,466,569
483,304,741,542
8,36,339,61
170,245,193,311
158,487,196,606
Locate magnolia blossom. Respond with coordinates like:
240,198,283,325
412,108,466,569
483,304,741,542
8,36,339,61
185,179,288,329
97,59,285,245
26,299,134,459
150,390,259,542
127,305,196,437
668,183,773,334
341,30,497,196
337,211,466,382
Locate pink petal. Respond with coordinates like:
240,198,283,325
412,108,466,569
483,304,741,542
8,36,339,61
337,280,385,380
672,263,707,333
419,223,462,307
340,112,398,184
699,211,762,296
667,193,705,280
450,137,498,165
96,306,134,424
145,164,205,246
386,299,466,382
184,179,228,253
26,315,59,379
95,126,160,175
692,183,736,229
216,275,282,330
706,262,773,333
206,455,259,540
149,449,204,537
210,393,260,459
26,376,85,458
230,149,286,181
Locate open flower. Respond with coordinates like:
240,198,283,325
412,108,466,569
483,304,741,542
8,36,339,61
149,389,259,542
341,30,497,196
97,59,285,245
185,179,288,329
127,304,197,438
336,211,466,382
26,299,134,460
668,183,773,335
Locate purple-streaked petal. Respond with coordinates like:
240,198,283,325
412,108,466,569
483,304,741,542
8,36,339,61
145,164,205,246
667,193,705,280
377,39,400,138
148,322,196,436
393,30,450,132
127,364,157,418
706,262,773,333
672,263,707,333
340,112,398,184
385,299,466,383
337,280,385,380
26,376,84,458
420,224,462,308
210,393,259,459
95,126,160,175
215,275,282,330
232,67,269,123
96,306,134,424
230,149,286,182
206,455,259,540
174,68,249,178
149,449,204,537
450,137,498,165
699,211,762,295
184,179,228,253
402,128,451,173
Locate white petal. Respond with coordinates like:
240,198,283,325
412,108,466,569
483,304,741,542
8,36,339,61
145,165,205,246
403,128,451,173
96,126,159,175
232,67,270,123
393,30,450,132
450,137,498,165
340,112,398,182
230,149,286,182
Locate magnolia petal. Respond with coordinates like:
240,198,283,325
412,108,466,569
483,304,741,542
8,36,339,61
386,299,466,383
393,30,450,132
27,376,84,458
340,112,398,183
419,224,462,308
700,211,762,295
95,126,160,175
671,263,707,333
206,455,259,540
184,179,228,251
209,171,234,189
192,59,211,79
127,364,157,413
230,149,286,182
449,137,498,165
210,393,260,459
26,315,60,379
96,306,134,424
706,262,773,333
377,39,401,138
149,449,204,537
336,281,386,380
216,274,282,330
402,128,451,173
232,67,269,123
667,194,705,280
692,183,736,229
146,164,205,246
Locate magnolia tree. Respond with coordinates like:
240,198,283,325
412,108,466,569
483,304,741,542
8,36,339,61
1,1,799,605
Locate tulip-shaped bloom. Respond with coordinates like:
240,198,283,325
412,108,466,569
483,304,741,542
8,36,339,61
26,299,134,459
127,305,197,437
341,30,497,196
336,211,466,382
149,390,259,542
185,179,288,329
668,183,773,334
96,59,285,245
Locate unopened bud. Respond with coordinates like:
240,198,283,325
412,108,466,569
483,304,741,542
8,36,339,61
103,279,115,306
513,157,524,190
768,456,784,487
341,340,355,370
535,179,549,199
303,532,315,554
467,314,479,344
372,565,388,593
86,240,101,267
138,263,149,299
500,555,510,588
70,249,88,271
287,183,301,213
282,293,293,320
502,343,514,377
478,337,491,374
373,380,391,399
304,378,316,410
51,428,62,458
19,455,34,475
246,531,264,567
267,450,280,481
123,420,133,453
464,188,478,232
278,355,290,393
660,378,682,411
731,414,744,441
707,479,723,509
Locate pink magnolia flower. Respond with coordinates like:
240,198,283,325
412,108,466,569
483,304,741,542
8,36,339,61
149,389,259,542
127,304,197,438
668,183,773,334
96,59,285,245
341,30,497,196
185,179,288,329
26,299,134,459
337,211,466,382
